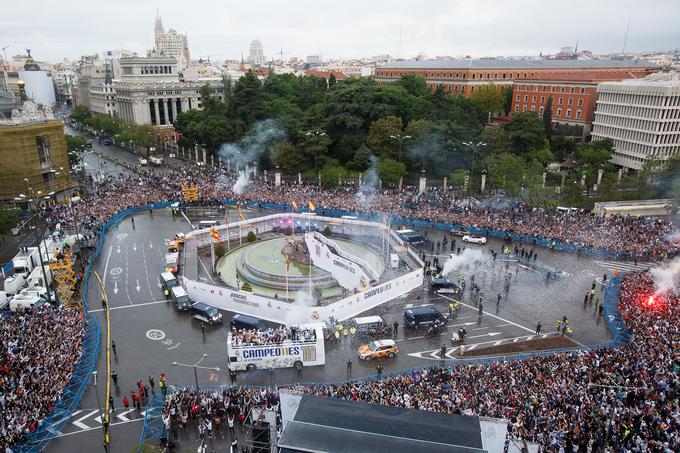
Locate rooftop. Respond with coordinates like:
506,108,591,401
379,59,658,70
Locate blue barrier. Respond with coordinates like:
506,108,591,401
137,394,166,452
11,202,173,453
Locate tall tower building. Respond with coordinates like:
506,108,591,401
248,39,265,67
153,10,190,68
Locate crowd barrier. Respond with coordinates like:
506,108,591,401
12,202,173,452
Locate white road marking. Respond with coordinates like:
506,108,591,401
113,281,118,295
56,417,144,438
167,342,182,350
439,294,535,334
71,410,99,430
467,332,502,340
89,299,169,313
102,245,113,288
198,256,215,284
149,241,153,249
181,211,193,228
117,409,135,422
116,245,121,254
135,279,141,292
133,242,137,252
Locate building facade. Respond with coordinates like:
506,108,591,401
592,73,680,171
249,39,265,67
112,55,224,126
154,13,190,67
511,70,650,139
375,59,659,96
0,101,73,203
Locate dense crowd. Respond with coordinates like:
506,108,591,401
165,272,679,451
229,326,317,347
0,306,86,450
39,163,677,262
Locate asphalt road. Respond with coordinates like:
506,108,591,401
44,142,653,452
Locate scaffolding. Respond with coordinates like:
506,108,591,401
243,405,277,453
49,248,79,308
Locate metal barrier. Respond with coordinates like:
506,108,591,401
137,394,166,452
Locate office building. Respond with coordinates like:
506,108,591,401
592,72,680,170
154,11,190,67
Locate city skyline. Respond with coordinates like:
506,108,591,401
2,0,680,63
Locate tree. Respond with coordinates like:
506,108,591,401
214,244,225,257
0,209,21,235
247,231,257,242
328,73,337,88
347,144,373,171
271,142,307,174
505,112,547,156
574,139,614,189
470,85,503,116
70,105,91,125
543,97,553,136
65,135,87,167
366,116,403,158
133,125,159,156
395,75,430,97
230,71,267,135
485,152,533,196
377,158,406,186
448,169,467,188
480,126,511,156
319,163,348,187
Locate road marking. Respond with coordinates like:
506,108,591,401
117,409,135,422
439,294,535,334
198,256,215,284
467,332,502,340
181,211,194,228
56,417,144,438
113,281,118,295
167,342,181,350
102,245,113,288
133,242,137,252
71,410,99,430
135,279,141,292
146,329,166,340
116,245,121,254
149,241,153,249
89,299,169,313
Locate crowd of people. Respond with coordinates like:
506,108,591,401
36,162,677,263
229,326,317,347
0,306,86,450
164,271,678,451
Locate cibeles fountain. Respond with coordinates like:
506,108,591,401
180,212,424,325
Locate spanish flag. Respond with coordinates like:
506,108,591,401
285,254,291,272
308,201,316,212
291,200,298,212
238,207,245,221
210,226,221,242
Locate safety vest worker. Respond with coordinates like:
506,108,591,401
334,331,340,340
349,326,357,335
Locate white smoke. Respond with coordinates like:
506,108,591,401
217,118,285,176
355,155,379,210
232,171,249,195
650,256,680,296
442,248,489,276
282,284,316,326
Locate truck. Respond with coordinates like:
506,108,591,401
26,265,53,289
3,247,40,294
149,156,163,166
226,323,326,372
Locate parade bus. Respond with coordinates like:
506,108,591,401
226,323,326,371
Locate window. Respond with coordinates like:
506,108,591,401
577,99,583,107
539,107,544,115
472,73,476,79
530,106,536,112
515,105,519,112
42,172,54,186
532,96,537,102
540,96,545,103
580,87,585,94
558,97,563,105
516,95,520,101
35,135,51,167
568,98,573,106
524,95,528,102
522,105,527,112
557,108,562,117
566,109,572,118
576,110,582,119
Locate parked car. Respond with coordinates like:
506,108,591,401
462,235,487,244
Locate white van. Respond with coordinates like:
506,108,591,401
10,295,46,312
390,253,400,269
150,156,163,166
138,157,148,166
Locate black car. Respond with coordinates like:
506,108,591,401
190,302,223,325
404,306,449,328
230,313,267,331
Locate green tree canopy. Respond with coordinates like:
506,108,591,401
366,116,404,158
377,158,406,186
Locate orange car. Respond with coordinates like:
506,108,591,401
358,339,398,361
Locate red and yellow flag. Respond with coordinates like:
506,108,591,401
238,207,245,221
285,254,291,272
210,226,221,242
291,200,298,212
308,201,316,212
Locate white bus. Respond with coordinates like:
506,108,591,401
226,323,326,371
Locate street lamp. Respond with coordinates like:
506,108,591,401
462,141,486,208
389,134,412,163
305,130,326,177
172,353,221,390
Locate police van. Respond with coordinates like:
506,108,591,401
170,286,191,311
226,323,325,371
159,272,178,297
396,229,425,245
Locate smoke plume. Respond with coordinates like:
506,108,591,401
442,248,488,276
355,155,379,210
232,171,249,195
650,256,680,296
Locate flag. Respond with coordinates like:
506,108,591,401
238,208,245,221
285,254,291,272
225,207,228,224
210,226,221,242
291,200,298,212
308,201,316,212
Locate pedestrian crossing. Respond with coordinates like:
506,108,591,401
593,259,653,274
48,407,147,437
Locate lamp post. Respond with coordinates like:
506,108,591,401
389,134,412,163
92,371,110,452
172,354,221,390
305,130,326,177
462,141,486,208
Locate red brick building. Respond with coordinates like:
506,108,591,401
511,70,653,139
375,59,658,97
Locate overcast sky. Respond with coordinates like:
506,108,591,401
3,0,679,63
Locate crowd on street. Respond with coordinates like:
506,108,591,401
35,164,678,262
0,306,86,450
163,271,678,451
